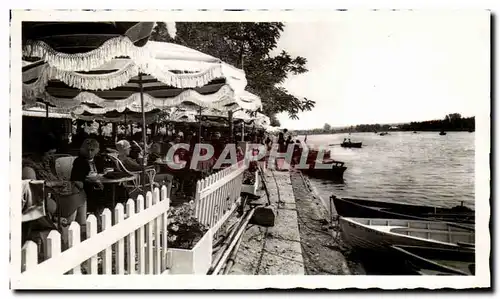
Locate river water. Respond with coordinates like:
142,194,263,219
298,132,475,211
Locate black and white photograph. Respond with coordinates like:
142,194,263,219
8,8,491,290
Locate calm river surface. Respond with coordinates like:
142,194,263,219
299,132,475,210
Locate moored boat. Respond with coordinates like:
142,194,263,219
379,132,389,136
331,196,475,224
297,143,347,181
341,141,363,148
391,245,475,275
339,217,475,252
439,130,447,135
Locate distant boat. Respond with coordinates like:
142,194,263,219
439,131,447,136
468,129,474,133
413,131,418,134
391,245,475,275
341,141,363,148
379,132,389,136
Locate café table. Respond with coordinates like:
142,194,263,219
86,173,136,208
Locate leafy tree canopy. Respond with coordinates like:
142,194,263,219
151,22,315,120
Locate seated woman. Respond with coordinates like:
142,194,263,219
70,139,105,215
22,136,87,246
117,140,173,194
116,140,142,171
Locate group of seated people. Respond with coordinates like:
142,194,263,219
21,134,171,251
21,129,253,251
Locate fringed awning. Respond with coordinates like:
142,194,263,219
22,103,72,119
22,22,156,71
22,40,252,112
23,59,229,94
24,84,238,112
23,40,248,94
73,109,162,125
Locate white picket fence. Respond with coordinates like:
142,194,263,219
194,160,246,233
20,186,170,278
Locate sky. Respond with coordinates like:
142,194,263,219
272,11,490,130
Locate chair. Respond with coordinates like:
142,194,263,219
54,156,77,181
107,155,158,194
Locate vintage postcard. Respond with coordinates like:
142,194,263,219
10,8,491,290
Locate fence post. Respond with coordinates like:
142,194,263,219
46,230,61,259
160,185,169,272
114,203,125,274
86,215,98,274
136,195,145,274
152,188,161,274
21,240,38,272
101,209,112,274
125,199,136,275
68,222,81,274
145,192,153,274
194,180,202,220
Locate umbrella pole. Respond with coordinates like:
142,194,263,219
228,111,234,143
139,73,147,196
241,122,245,142
198,107,202,143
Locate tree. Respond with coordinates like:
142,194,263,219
151,22,315,120
445,113,462,122
323,123,331,131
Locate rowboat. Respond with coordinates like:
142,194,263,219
296,144,347,181
339,217,475,252
391,245,475,275
331,196,475,225
341,141,363,148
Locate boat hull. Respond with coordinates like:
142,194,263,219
391,245,475,275
300,165,347,181
339,217,475,253
341,142,362,148
332,196,475,224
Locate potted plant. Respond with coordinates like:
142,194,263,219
166,200,213,274
242,161,259,195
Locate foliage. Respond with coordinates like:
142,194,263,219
151,22,316,120
323,123,331,131
269,114,281,127
167,201,208,250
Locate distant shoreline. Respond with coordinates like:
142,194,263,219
291,115,475,136
295,129,474,136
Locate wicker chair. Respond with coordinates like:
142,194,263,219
107,155,158,194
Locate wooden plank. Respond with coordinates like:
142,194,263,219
153,188,161,274
68,222,81,274
136,195,145,275
114,203,125,274
101,209,112,274
86,215,98,274
125,199,136,274
21,241,38,272
145,192,154,274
